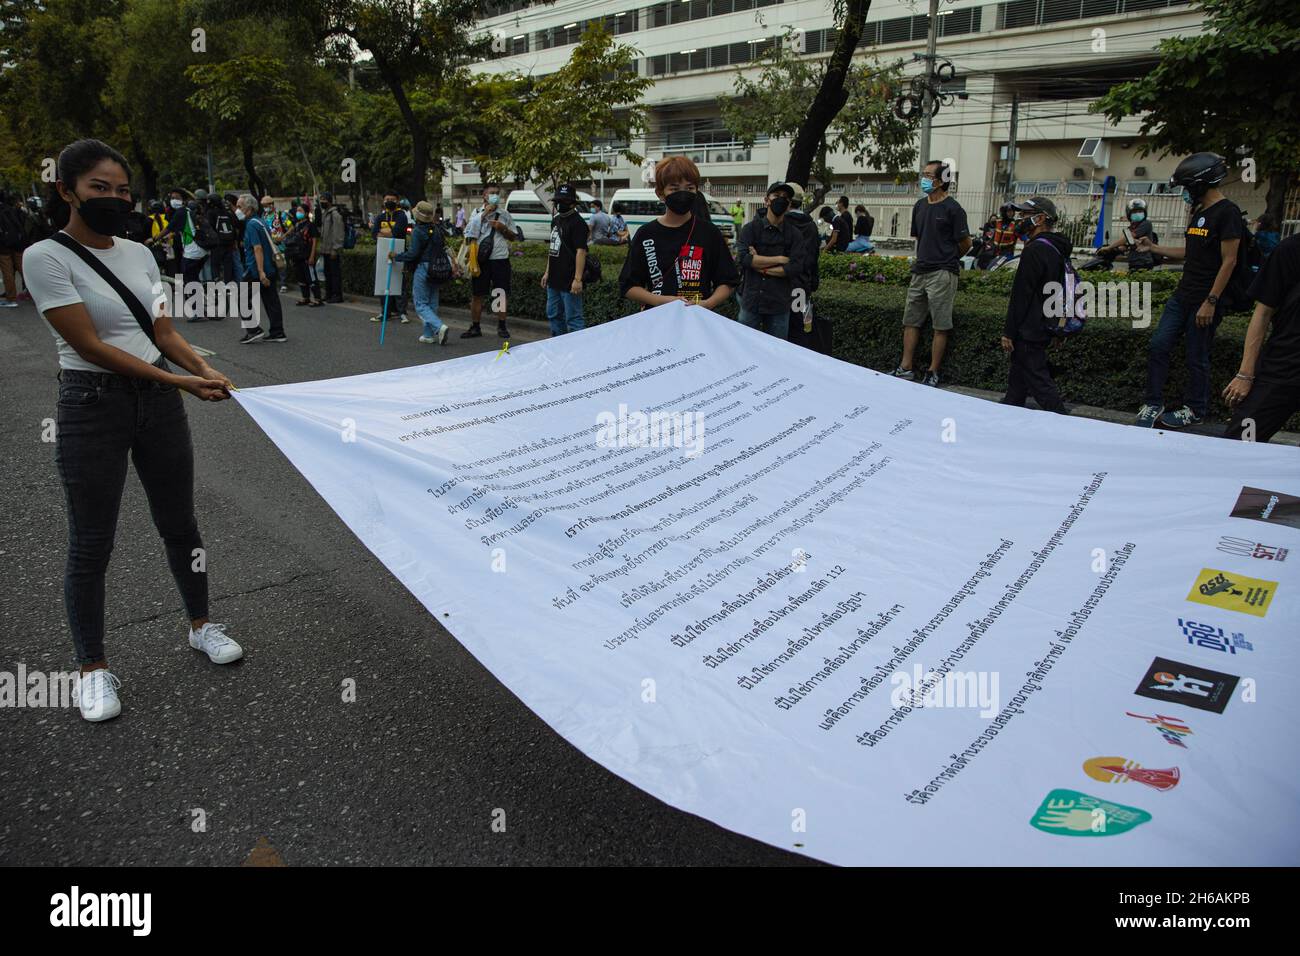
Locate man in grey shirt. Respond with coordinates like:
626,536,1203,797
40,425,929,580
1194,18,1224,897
588,200,619,246
463,184,519,339
892,159,971,388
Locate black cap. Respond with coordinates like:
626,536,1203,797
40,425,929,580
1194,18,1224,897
766,181,795,198
554,183,578,203
1010,196,1057,222
319,191,333,201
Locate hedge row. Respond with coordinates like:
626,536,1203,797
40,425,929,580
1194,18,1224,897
336,247,1291,429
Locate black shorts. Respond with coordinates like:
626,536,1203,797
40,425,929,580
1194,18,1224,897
471,258,511,298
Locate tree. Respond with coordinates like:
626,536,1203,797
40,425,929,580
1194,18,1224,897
720,26,918,205
478,24,651,193
1092,0,1300,221
785,0,875,192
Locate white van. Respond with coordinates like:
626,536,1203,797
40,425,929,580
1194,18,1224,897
502,188,595,242
607,188,736,242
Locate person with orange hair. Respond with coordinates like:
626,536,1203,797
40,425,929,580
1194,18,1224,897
618,155,737,310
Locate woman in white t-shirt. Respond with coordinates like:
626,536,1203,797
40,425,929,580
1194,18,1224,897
24,139,243,723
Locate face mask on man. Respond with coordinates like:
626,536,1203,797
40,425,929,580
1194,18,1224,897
487,194,500,206
295,211,305,221
235,209,247,222
385,200,397,210
1015,215,1038,238
920,177,935,195
769,196,791,217
555,200,574,215
170,198,183,209
1130,211,1146,223
73,191,132,237
664,190,695,215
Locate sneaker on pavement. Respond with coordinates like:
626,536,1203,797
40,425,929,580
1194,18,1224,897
417,335,434,344
264,333,287,343
921,370,941,387
0,299,18,308
370,315,382,323
78,669,122,723
437,325,450,346
400,316,411,324
1134,403,1163,428
460,324,482,338
239,329,266,344
1157,405,1202,429
189,622,243,664
890,366,915,381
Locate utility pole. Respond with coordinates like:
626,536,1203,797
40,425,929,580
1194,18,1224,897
206,142,215,195
917,0,940,172
1004,92,1020,203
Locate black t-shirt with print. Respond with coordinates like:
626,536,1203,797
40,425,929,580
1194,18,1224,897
619,215,739,304
546,212,589,291
1176,198,1243,306
1246,233,1300,384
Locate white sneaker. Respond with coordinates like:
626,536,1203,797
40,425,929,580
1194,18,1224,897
189,622,243,664
0,300,18,308
400,316,411,324
437,325,450,346
417,335,434,344
78,669,122,722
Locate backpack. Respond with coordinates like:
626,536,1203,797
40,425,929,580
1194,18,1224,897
214,210,236,243
1221,220,1261,313
0,206,25,249
1034,237,1087,336
282,221,309,260
193,210,221,250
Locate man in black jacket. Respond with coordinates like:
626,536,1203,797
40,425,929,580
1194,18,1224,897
737,182,806,338
783,183,829,353
1000,196,1070,414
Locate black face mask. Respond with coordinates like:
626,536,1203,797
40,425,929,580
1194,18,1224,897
1015,216,1037,238
555,201,575,215
664,190,695,215
384,201,397,210
769,197,790,217
75,195,132,237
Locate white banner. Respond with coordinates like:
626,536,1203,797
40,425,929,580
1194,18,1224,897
234,301,1299,865
373,237,405,296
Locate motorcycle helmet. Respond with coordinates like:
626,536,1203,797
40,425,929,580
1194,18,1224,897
149,199,165,214
998,202,1015,220
1169,152,1227,199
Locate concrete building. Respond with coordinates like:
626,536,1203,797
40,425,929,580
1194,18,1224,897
451,0,1274,245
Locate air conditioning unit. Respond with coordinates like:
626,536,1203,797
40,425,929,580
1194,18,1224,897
1077,138,1110,169
999,145,1020,161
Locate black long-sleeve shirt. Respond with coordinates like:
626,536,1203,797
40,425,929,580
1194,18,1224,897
1005,231,1074,342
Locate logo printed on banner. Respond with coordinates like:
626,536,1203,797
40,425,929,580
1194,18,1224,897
1179,617,1253,654
1083,756,1181,790
1230,486,1300,530
1186,567,1276,618
1134,657,1239,714
1029,789,1152,837
1126,711,1194,748
1216,535,1289,562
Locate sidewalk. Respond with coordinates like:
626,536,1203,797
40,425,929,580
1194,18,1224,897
335,293,1299,447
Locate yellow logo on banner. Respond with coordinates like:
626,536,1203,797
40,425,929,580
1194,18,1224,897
1186,567,1276,618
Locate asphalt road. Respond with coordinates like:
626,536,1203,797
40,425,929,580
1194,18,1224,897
0,291,811,866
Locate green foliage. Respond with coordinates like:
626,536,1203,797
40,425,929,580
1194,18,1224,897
720,26,917,202
336,247,1289,427
479,24,652,191
1092,0,1300,185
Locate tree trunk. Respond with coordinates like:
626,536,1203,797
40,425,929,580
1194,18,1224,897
377,60,428,201
1264,169,1289,224
241,137,265,199
785,0,871,189
129,135,159,201
811,142,832,208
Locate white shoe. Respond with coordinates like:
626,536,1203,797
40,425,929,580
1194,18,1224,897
417,335,434,344
78,669,122,722
189,622,243,664
400,316,411,324
437,325,450,346
0,300,18,308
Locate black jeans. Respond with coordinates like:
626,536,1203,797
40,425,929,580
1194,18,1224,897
1001,337,1068,414
323,252,342,300
55,362,208,665
253,278,285,337
181,255,208,317
292,257,321,301
1224,378,1300,443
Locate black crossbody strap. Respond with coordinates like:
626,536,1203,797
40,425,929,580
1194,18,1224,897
51,231,157,346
